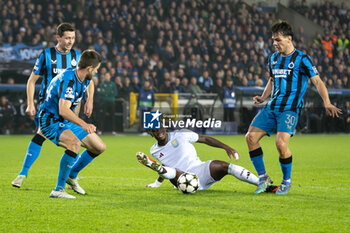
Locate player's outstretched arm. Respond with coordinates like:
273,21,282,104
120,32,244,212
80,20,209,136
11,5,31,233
197,135,239,160
84,82,94,118
253,77,273,105
59,98,96,134
311,75,342,118
146,176,164,188
26,72,41,117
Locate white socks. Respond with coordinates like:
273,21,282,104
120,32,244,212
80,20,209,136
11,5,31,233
228,164,259,185
158,166,176,180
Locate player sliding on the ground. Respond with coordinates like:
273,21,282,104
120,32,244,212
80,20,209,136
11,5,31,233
136,126,278,193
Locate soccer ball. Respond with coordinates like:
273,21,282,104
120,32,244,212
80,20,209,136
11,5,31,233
177,172,200,194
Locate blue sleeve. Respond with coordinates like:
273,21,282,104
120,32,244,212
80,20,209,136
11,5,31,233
59,77,75,102
33,51,45,75
301,55,319,78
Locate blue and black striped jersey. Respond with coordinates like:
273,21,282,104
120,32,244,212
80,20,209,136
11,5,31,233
40,68,90,122
266,49,318,113
33,47,81,104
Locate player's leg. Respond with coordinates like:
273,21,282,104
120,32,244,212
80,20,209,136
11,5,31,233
208,160,278,192
275,115,297,196
68,133,106,180
245,126,267,175
275,132,292,191
64,132,105,195
65,131,104,195
275,111,298,195
209,160,258,185
12,129,46,188
246,108,277,194
49,129,81,199
246,126,274,194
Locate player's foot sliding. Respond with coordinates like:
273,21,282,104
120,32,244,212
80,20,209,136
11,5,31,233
136,152,176,179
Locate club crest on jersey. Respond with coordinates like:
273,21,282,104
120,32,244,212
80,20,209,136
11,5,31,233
143,110,161,129
288,62,294,69
172,139,179,148
71,58,77,67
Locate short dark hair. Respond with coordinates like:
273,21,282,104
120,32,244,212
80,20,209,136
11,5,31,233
56,23,75,37
270,21,294,39
78,50,102,69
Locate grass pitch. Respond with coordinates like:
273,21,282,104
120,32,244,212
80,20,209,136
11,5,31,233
0,134,349,233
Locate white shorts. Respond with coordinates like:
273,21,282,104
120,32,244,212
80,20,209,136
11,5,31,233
187,160,217,190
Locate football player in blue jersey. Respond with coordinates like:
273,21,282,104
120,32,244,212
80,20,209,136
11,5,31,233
245,21,342,195
12,23,95,188
39,50,105,198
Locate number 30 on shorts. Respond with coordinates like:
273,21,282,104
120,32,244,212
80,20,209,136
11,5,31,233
285,114,296,129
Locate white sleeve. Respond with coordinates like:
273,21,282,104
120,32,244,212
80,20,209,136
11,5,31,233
179,129,199,143
150,144,156,156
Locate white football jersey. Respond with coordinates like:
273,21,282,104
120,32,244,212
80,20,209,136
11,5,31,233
150,129,204,172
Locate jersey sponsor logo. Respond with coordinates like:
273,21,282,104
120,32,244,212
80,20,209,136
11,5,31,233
71,58,77,67
272,68,292,78
143,110,161,129
51,59,57,64
159,153,165,158
64,87,74,99
59,123,65,127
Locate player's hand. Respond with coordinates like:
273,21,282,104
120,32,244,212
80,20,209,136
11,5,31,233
83,123,96,134
84,99,93,118
324,103,342,118
146,180,162,188
224,146,240,161
253,96,265,105
25,104,36,116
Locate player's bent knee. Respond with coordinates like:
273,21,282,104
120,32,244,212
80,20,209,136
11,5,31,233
97,141,106,154
245,132,258,145
89,141,106,155
275,138,287,151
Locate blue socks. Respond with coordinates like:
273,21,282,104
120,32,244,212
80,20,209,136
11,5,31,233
54,150,77,191
249,147,266,176
69,150,97,179
19,134,46,177
279,156,292,182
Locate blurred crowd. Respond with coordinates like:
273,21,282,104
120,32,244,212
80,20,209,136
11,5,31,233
1,0,350,94
0,0,349,133
290,0,350,89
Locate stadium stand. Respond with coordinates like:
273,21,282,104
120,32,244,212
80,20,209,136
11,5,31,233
0,0,349,133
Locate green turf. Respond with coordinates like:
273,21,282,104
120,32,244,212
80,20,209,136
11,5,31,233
0,134,349,233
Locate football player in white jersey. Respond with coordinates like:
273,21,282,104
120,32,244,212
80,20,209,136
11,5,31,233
137,126,278,192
